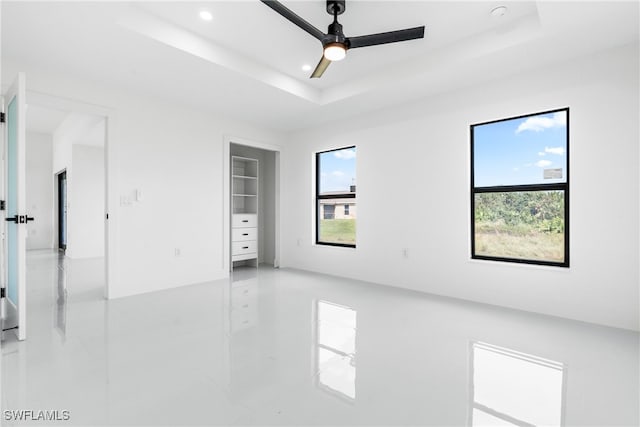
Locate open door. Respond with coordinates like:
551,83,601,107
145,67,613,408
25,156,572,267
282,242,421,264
57,171,67,252
2,72,29,341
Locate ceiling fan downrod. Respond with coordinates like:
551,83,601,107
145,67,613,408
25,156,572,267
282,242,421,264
325,0,347,50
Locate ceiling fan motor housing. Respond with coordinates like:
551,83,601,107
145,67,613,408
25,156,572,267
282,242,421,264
326,0,346,15
323,21,347,47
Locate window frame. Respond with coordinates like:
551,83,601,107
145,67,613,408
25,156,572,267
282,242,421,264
316,146,356,248
470,107,570,267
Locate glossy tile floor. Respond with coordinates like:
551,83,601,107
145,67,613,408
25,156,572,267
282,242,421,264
1,250,638,426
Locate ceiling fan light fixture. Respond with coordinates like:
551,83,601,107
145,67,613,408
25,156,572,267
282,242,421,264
323,43,346,61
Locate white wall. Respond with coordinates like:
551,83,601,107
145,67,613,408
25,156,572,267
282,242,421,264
25,132,53,249
52,117,73,177
281,43,639,331
71,145,104,258
7,41,637,330
2,58,285,299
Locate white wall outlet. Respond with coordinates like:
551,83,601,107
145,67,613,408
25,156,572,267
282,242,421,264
402,248,409,259
135,189,143,202
174,248,181,257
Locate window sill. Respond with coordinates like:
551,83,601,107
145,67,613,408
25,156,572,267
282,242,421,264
468,258,570,272
314,243,356,250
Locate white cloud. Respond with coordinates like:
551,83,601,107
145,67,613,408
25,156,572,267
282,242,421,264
334,148,356,160
535,160,552,168
331,170,344,176
516,111,566,134
513,167,520,172
538,151,546,156
544,146,565,155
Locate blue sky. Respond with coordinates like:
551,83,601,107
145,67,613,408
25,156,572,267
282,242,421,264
474,110,567,187
319,147,356,193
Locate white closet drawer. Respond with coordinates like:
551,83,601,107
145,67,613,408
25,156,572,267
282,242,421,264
232,241,257,256
232,227,257,242
233,214,257,228
232,253,257,262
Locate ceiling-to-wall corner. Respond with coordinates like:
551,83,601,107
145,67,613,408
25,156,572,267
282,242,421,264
116,6,323,105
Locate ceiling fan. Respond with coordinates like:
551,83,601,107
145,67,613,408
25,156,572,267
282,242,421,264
260,0,425,78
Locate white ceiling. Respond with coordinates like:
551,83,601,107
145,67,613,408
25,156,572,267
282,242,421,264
26,104,69,135
2,1,638,132
26,104,105,147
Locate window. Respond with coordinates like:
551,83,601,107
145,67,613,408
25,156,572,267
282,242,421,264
471,108,569,266
316,146,356,247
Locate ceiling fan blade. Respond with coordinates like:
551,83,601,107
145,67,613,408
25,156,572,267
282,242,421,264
347,26,425,49
310,55,331,78
260,0,325,42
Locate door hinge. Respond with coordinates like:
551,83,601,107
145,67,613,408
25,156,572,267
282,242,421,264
1,288,5,298
0,112,5,123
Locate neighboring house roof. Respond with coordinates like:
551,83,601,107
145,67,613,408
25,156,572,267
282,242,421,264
319,199,357,205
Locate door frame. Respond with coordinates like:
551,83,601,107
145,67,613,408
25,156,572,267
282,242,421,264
27,90,117,300
55,169,67,252
223,135,281,273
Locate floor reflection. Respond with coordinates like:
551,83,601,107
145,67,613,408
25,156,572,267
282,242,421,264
226,267,259,333
470,342,565,426
2,251,636,425
224,267,264,400
55,253,68,340
314,300,357,401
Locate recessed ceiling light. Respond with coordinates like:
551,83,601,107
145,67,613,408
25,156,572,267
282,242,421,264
302,64,312,72
199,10,213,21
490,6,508,17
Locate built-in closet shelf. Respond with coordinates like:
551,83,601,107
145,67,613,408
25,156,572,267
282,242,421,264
231,156,259,268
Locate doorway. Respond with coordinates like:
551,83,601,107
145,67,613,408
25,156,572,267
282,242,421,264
24,91,113,301
224,137,281,273
57,170,67,252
